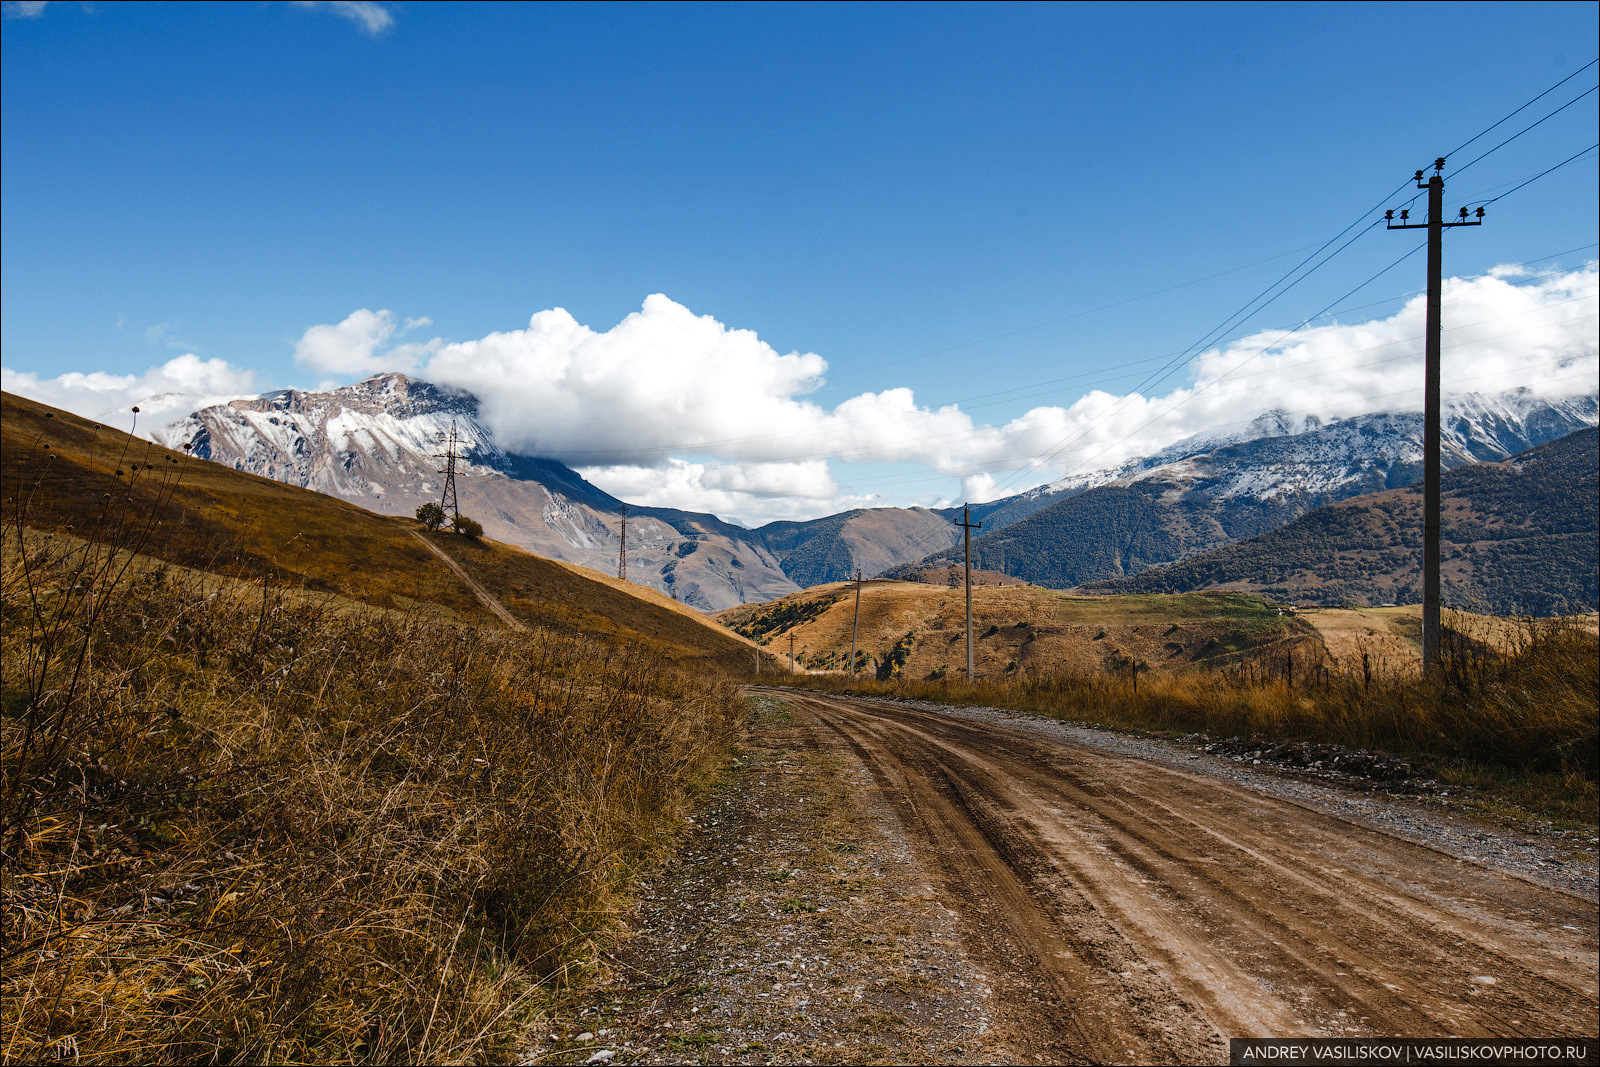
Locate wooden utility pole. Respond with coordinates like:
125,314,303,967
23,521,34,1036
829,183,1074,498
789,633,795,675
617,504,628,581
848,569,863,680
1386,159,1483,668
957,505,982,681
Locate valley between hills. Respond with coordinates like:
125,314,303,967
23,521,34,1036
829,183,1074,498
3,389,1596,1065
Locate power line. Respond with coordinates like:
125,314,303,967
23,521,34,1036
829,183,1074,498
1440,58,1598,164
1466,143,1599,207
778,309,1596,499
896,361,1600,568
965,134,1598,503
825,241,1331,382
1450,83,1599,179
550,245,1595,474
977,229,1422,500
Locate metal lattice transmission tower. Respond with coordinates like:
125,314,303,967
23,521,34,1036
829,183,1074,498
434,421,461,525
617,504,628,581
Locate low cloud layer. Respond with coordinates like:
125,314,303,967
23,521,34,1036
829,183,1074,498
4,266,1594,525
1,353,259,435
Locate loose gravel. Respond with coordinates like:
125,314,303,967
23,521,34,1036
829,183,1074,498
523,693,1011,1066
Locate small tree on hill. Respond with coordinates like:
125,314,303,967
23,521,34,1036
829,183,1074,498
453,514,484,539
415,501,445,530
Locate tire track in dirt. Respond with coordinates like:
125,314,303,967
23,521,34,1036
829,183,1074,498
780,691,1597,1062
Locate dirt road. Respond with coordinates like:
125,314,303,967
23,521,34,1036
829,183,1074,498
777,690,1597,1063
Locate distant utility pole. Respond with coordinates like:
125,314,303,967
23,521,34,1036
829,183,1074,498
617,503,628,581
1386,158,1483,669
958,505,983,681
849,569,863,680
434,421,461,525
789,633,796,675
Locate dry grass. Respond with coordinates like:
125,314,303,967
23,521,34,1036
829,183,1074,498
772,613,1598,824
2,449,743,1063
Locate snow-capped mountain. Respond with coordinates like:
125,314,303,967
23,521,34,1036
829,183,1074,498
163,375,801,611
968,390,1599,533
157,373,1597,603
917,389,1599,588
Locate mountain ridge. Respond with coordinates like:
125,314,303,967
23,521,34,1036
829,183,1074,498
1081,427,1599,615
899,392,1598,589
143,374,1596,607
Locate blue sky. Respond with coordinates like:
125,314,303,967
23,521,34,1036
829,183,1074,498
4,2,1597,523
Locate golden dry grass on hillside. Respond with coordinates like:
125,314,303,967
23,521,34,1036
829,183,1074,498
1,390,774,673
1,392,769,1063
719,577,1590,683
735,577,1596,822
719,581,1320,679
772,614,1598,819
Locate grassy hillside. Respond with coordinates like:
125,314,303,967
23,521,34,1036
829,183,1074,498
1088,428,1599,615
2,391,775,1062
717,580,1334,680
1,391,776,673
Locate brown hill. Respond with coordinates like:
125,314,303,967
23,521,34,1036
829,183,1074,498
756,506,959,586
716,580,1333,679
715,578,1557,681
896,564,1033,587
2,391,774,672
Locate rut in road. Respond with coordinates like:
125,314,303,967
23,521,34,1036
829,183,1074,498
778,692,1598,1065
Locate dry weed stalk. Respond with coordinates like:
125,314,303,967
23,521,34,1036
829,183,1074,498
3,446,741,1064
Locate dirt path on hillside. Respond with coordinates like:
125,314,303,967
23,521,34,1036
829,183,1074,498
409,531,527,630
530,692,1596,1065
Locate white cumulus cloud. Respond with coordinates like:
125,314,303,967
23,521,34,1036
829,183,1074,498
283,271,1592,519
1,353,260,435
11,265,1589,526
293,308,440,377
1015,263,1600,486
574,459,854,523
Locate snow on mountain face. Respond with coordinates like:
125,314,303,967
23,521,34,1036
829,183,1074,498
163,374,495,501
165,374,800,611
973,391,1599,531
159,373,1596,605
